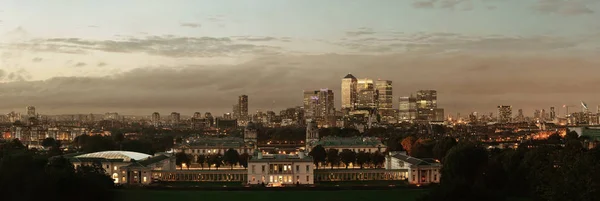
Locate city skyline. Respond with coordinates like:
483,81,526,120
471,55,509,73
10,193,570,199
1,0,600,115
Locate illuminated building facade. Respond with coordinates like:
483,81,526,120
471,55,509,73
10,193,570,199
302,89,335,127
398,96,417,122
247,152,314,186
497,105,512,123
341,74,358,111
416,90,437,121
151,112,160,127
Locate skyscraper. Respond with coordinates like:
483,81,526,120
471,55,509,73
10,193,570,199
398,96,417,122
239,95,249,120
416,90,437,121
497,105,512,123
151,112,160,127
303,89,335,127
341,74,358,111
170,112,180,125
356,78,378,110
193,112,202,119
375,80,393,116
550,107,556,120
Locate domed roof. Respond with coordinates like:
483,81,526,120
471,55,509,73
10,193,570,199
75,151,151,161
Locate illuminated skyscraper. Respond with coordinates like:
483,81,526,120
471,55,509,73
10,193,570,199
398,96,417,122
239,95,249,120
356,78,378,110
375,80,393,116
303,89,335,127
550,107,556,120
497,105,512,123
341,74,358,111
416,90,437,121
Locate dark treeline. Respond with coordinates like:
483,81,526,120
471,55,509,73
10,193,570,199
420,132,600,201
308,145,386,169
72,133,174,155
0,139,115,201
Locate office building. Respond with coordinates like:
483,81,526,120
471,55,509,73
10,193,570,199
376,80,393,118
170,112,180,125
398,96,417,122
497,105,512,123
341,74,358,111
303,89,335,127
357,88,378,109
151,112,160,127
416,90,437,121
239,95,249,121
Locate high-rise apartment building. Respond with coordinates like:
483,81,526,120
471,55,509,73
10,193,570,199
398,96,417,122
170,112,180,125
497,105,512,123
416,90,437,121
239,95,248,120
550,107,556,120
303,89,335,127
515,109,525,122
341,74,358,111
355,78,378,110
151,112,160,127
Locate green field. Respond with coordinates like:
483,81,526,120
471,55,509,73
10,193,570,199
115,189,427,201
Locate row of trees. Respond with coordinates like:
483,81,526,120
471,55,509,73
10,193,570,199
71,134,174,155
420,132,600,201
175,148,250,170
0,139,115,201
308,145,386,169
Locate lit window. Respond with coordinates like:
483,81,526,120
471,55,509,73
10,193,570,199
143,177,147,182
114,166,117,171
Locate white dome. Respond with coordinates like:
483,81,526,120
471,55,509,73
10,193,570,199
75,151,151,161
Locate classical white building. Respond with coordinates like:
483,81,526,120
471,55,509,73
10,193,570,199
67,151,176,185
247,152,314,186
385,151,441,185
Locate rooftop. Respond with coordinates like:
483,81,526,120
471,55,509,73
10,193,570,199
249,154,313,162
390,153,441,166
343,73,356,79
75,151,151,161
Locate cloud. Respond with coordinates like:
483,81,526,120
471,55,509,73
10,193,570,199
74,62,86,67
346,27,376,37
97,62,107,67
180,23,201,28
88,25,99,28
234,36,280,42
0,69,31,82
32,57,43,62
0,54,598,116
334,32,588,54
533,0,596,16
3,35,282,57
411,0,499,11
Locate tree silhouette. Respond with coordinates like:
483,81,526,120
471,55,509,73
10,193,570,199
339,149,356,169
239,153,250,169
309,145,327,169
175,152,191,170
223,148,240,170
326,149,340,169
196,155,206,170
356,151,370,169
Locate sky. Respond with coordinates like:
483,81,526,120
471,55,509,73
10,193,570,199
1,0,600,116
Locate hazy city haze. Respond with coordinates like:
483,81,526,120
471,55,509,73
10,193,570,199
1,0,599,115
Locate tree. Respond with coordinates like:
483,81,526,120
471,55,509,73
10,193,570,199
175,152,191,170
371,151,385,168
209,154,223,170
41,138,57,149
401,136,417,155
239,153,250,169
432,137,457,162
356,151,370,169
326,149,340,169
565,131,579,141
309,145,327,169
412,138,434,158
339,149,357,169
196,155,206,170
223,148,240,170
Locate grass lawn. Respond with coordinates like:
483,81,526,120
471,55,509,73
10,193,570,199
115,189,427,201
